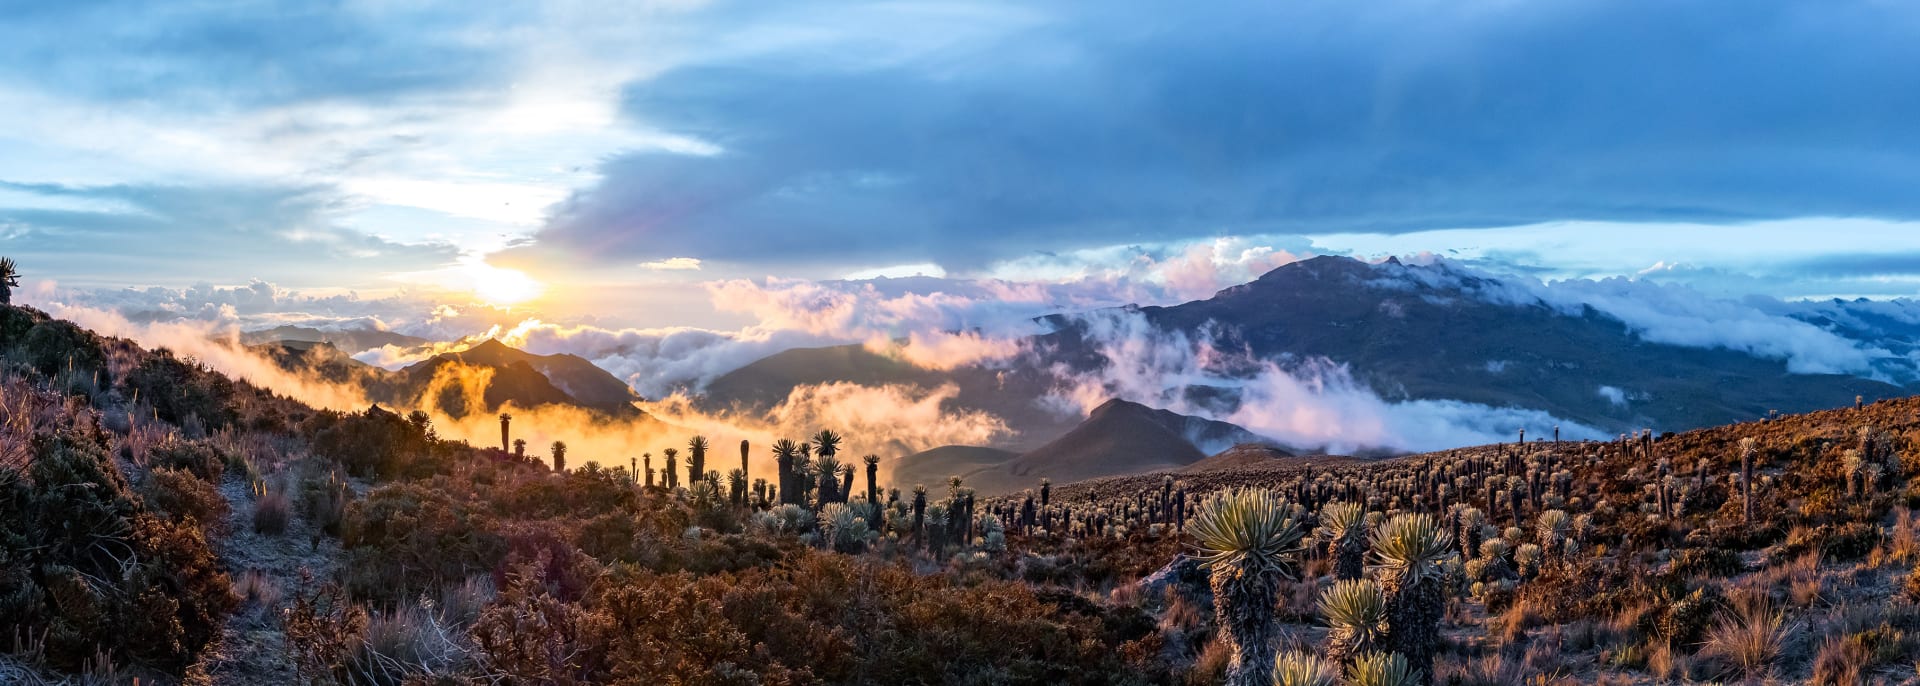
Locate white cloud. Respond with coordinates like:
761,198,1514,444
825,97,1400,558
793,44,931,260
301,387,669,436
1370,257,1899,379
640,257,703,271
1043,310,1604,454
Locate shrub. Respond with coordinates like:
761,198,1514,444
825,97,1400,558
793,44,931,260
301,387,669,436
123,350,239,431
1667,547,1742,579
341,481,506,603
1785,522,1881,562
143,466,229,530
1648,585,1725,647
253,484,290,535
298,467,352,538
310,408,420,479
147,438,226,481
18,319,108,383
471,560,616,685
0,424,236,671
1821,522,1880,561
283,574,369,684
1843,622,1907,666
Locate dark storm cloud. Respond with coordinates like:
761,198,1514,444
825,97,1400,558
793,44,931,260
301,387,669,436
526,0,1920,271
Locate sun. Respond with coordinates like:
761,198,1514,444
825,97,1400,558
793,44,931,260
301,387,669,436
465,262,545,306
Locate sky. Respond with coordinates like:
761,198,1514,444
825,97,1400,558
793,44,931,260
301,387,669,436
7,0,1920,336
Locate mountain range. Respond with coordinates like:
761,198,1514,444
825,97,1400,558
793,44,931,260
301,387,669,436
251,255,1909,494
253,337,644,420
238,325,430,354
710,256,1899,432
707,256,1904,492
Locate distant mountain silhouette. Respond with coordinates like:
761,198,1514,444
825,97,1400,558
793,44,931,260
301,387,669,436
896,399,1280,496
887,445,1020,492
253,340,391,387
703,343,1079,451
1125,255,1900,432
710,256,1903,461
240,325,429,353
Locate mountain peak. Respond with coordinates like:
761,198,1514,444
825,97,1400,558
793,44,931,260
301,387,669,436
468,338,514,354
1088,397,1149,417
1253,254,1369,282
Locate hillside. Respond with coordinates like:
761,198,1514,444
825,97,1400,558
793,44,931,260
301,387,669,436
904,398,1280,496
0,302,1166,683
703,342,1080,450
1178,443,1303,473
887,444,1020,492
703,256,1906,459
401,338,642,411
252,339,392,387
258,337,647,420
13,299,1920,683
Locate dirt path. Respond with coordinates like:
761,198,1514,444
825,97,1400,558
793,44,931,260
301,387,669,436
196,473,350,686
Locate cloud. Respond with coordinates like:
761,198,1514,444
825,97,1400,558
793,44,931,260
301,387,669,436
0,181,462,290
1042,310,1603,454
40,297,997,481
354,318,842,398
640,257,702,271
1368,257,1901,379
0,1,722,290
332,243,1315,397
521,0,1920,272
1309,219,1920,301
1533,276,1887,376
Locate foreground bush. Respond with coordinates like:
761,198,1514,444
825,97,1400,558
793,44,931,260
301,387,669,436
469,549,1148,685
0,423,235,671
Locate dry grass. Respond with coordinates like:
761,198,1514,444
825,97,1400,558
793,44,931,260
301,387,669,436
0,375,72,471
1891,508,1919,564
1809,634,1867,685
1643,640,1699,682
252,482,291,535
1492,597,1544,645
1160,586,1205,634
1183,636,1230,686
1792,574,1827,608
348,597,476,686
233,569,282,609
1699,594,1794,680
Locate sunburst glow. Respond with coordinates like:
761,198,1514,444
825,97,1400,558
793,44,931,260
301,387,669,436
465,262,545,305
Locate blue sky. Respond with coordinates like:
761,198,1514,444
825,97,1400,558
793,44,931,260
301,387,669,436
6,0,1920,330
